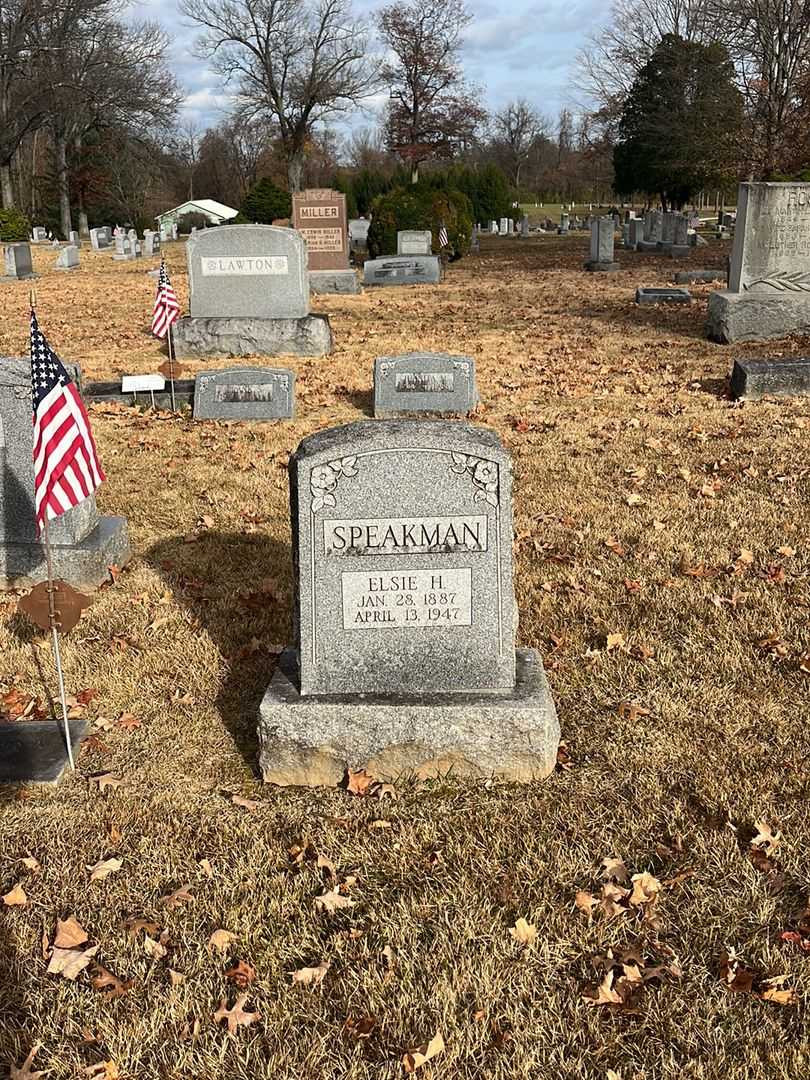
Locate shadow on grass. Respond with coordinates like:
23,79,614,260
333,386,373,415
145,531,293,776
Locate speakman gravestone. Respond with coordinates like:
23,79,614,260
3,243,35,280
363,255,442,287
258,420,560,786
373,353,478,416
193,366,295,420
584,216,619,271
171,225,332,358
707,182,810,342
0,359,131,590
397,230,432,256
292,188,359,294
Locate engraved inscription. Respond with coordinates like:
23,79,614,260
214,382,275,403
324,515,487,555
341,568,472,629
401,239,430,254
395,372,454,393
300,227,344,252
299,205,340,218
200,255,289,276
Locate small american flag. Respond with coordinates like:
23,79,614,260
31,310,104,533
439,223,449,248
151,258,180,339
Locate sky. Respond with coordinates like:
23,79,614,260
128,0,603,145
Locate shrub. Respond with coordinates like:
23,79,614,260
0,207,31,242
367,186,473,260
177,211,209,234
239,178,292,224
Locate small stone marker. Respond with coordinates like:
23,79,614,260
373,353,478,417
559,213,570,235
172,225,332,358
3,243,35,280
397,230,432,256
258,419,560,785
193,366,295,420
0,358,130,590
31,227,47,243
292,188,359,294
707,182,810,343
362,255,442,287
55,245,80,271
584,216,619,271
636,287,691,305
69,230,79,245
730,356,810,400
0,720,88,784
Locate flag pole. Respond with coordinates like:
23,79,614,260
43,513,75,771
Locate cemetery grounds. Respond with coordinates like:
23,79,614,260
0,234,808,1079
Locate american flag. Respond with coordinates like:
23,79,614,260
151,258,180,339
31,310,104,533
439,223,449,248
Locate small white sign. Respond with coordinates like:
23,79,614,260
200,256,289,276
121,374,165,392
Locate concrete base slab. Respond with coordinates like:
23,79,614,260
0,516,131,591
584,260,620,272
309,269,361,295
0,720,87,784
730,357,810,400
1,274,38,283
259,647,560,786
707,290,810,344
171,315,333,358
636,287,691,305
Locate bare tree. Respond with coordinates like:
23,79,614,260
377,0,487,183
174,118,203,200
490,100,549,189
182,0,379,191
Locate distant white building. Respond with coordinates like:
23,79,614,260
156,199,239,227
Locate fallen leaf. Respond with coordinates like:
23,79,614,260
83,1063,119,1079
91,964,132,998
47,944,99,980
3,884,27,906
402,1031,445,1074
509,917,537,945
751,819,781,853
89,773,123,792
87,857,122,882
198,858,214,878
314,888,356,913
344,1013,376,1039
600,857,630,884
209,929,236,953
231,795,259,811
213,993,261,1035
143,935,168,960
761,986,797,1005
20,857,41,874
225,959,256,988
168,969,186,986
117,712,141,731
161,885,194,909
290,961,330,986
55,916,89,948
574,890,599,921
629,872,662,907
606,632,625,651
346,768,375,796
10,1043,47,1080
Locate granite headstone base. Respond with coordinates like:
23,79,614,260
636,287,691,305
85,380,196,410
584,260,620,272
171,315,333,358
730,357,810,400
0,517,131,591
258,647,560,786
363,256,443,287
0,720,87,784
707,291,810,344
309,269,361,295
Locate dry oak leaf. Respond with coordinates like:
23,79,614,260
3,884,27,906
209,929,236,953
574,891,599,921
402,1031,445,1074
290,961,330,986
20,857,41,874
629,872,663,907
55,916,88,949
600,857,630,884
124,918,160,939
83,1063,119,1079
161,885,194,909
117,713,141,731
89,773,123,792
168,969,186,986
91,964,132,998
231,794,259,811
10,1043,48,1080
314,889,356,913
600,882,631,920
751,820,782,853
213,993,261,1035
345,768,376,796
225,960,256,988
509,918,537,945
143,935,168,960
606,632,625,652
88,858,122,882
583,970,624,1007
198,858,214,878
47,944,99,980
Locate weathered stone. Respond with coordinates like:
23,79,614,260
85,378,195,409
397,230,432,256
585,216,618,271
90,227,110,250
3,243,34,280
193,366,295,420
171,314,333,358
31,227,47,243
309,269,361,295
55,245,80,270
373,353,478,417
363,256,442,287
143,231,160,257
730,356,810,400
0,720,87,784
636,287,691,305
69,230,79,246
706,290,810,343
292,188,350,271
675,269,727,284
348,218,370,253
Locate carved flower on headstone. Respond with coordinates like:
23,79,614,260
473,460,498,490
310,457,359,512
449,453,499,507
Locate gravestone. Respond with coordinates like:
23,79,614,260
193,366,295,420
707,182,810,343
348,217,370,255
499,217,509,235
292,188,359,294
112,236,134,261
3,243,35,280
638,210,663,252
31,227,47,243
143,231,160,257
397,230,432,256
0,358,131,590
490,220,498,233
363,255,443,287
373,353,478,417
520,215,529,239
55,245,79,270
171,224,332,358
559,213,570,235
636,287,691,305
69,230,79,246
258,419,560,785
508,218,514,234
628,219,646,249
730,357,810,400
90,227,110,250
584,216,619,271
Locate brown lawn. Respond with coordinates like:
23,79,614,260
0,235,809,1079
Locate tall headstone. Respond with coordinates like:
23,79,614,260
627,218,644,250
55,245,80,270
499,217,509,235
348,218,370,256
707,182,810,343
559,213,570,235
171,224,332,358
397,230,432,256
3,243,35,280
143,231,160,257
69,230,79,246
292,188,359,294
90,227,109,250
584,216,618,271
258,420,559,785
373,353,478,416
520,215,529,239
0,359,130,590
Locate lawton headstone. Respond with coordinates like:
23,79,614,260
0,358,131,590
258,419,560,785
363,255,442,287
636,287,691,305
397,230,432,256
584,216,619,271
3,243,35,280
730,356,810,400
193,366,295,421
171,225,332,358
292,188,359,294
55,245,79,271
707,182,810,343
373,353,478,417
